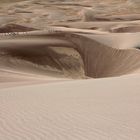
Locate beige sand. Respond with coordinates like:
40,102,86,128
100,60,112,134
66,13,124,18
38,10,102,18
1,0,140,139
0,75,140,139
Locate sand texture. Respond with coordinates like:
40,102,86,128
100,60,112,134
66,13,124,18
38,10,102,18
1,0,140,139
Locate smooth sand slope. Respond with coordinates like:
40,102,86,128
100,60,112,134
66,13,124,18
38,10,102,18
1,0,140,140
0,75,140,139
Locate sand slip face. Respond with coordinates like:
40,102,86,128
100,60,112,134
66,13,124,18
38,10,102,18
1,29,140,79
1,0,140,140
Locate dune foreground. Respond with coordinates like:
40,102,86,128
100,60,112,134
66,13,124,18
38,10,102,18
1,0,140,139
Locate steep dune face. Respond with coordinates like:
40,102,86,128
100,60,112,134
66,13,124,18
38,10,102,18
67,34,140,78
0,31,86,79
0,42,85,79
1,30,140,79
0,0,140,79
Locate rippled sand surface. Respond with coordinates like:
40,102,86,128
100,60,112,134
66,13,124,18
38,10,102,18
1,0,140,140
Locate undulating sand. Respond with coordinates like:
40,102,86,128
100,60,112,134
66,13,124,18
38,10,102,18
1,0,140,139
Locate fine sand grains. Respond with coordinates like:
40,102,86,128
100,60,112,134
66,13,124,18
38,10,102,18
1,0,140,140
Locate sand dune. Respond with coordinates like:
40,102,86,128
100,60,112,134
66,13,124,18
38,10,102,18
1,0,140,140
1,75,140,139
0,28,140,78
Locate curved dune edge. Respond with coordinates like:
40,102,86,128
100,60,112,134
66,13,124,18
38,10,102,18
1,26,140,79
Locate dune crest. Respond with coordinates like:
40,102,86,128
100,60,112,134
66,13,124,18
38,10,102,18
0,26,140,79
